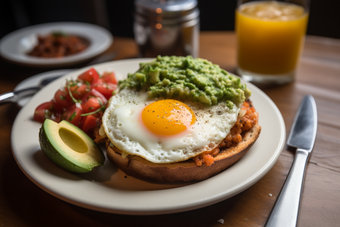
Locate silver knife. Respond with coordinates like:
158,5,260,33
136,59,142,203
0,50,119,105
265,95,318,227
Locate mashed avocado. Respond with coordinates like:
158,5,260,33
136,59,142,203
119,56,251,107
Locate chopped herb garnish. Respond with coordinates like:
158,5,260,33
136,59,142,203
52,31,67,37
68,112,76,121
66,80,82,104
68,80,78,87
80,105,106,117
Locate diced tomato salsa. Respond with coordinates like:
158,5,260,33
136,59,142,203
193,100,258,167
33,68,118,138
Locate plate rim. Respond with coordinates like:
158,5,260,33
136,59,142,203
0,22,113,67
10,58,286,215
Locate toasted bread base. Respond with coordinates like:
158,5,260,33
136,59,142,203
105,124,261,182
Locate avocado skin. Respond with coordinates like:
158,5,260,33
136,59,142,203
39,120,104,173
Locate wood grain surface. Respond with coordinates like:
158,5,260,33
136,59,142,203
0,31,339,227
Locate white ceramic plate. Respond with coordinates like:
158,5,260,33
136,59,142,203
0,22,112,67
11,58,286,215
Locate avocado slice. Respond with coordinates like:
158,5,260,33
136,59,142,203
39,119,105,173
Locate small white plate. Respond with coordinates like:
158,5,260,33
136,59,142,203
0,22,113,67
11,59,286,215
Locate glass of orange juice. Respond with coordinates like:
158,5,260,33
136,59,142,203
235,0,309,86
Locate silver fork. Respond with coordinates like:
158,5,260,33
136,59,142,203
0,76,60,105
0,50,119,105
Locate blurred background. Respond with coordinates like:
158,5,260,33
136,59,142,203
0,0,339,40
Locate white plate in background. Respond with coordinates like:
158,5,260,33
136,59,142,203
11,58,286,215
0,22,112,67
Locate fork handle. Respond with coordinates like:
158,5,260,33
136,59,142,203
264,148,310,227
0,87,40,105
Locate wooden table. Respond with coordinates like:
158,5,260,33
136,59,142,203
0,31,339,227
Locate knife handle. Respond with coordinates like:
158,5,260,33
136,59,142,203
265,148,310,227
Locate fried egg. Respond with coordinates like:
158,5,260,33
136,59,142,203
102,89,240,163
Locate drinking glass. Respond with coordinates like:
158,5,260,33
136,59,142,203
235,0,310,86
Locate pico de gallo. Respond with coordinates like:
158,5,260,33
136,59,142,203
33,68,118,138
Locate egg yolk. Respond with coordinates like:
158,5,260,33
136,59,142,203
141,99,196,137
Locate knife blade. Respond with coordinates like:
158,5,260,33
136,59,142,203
265,95,318,227
287,95,317,152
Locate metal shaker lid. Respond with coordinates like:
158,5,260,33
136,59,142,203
135,0,199,21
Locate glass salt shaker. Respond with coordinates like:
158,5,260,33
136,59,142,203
134,0,200,58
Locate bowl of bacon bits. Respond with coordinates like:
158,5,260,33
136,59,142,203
27,31,90,58
0,22,112,67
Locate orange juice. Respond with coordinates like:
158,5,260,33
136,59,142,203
236,1,308,75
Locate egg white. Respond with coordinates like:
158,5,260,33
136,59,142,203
102,89,240,163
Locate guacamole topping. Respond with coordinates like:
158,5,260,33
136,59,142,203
119,56,251,107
